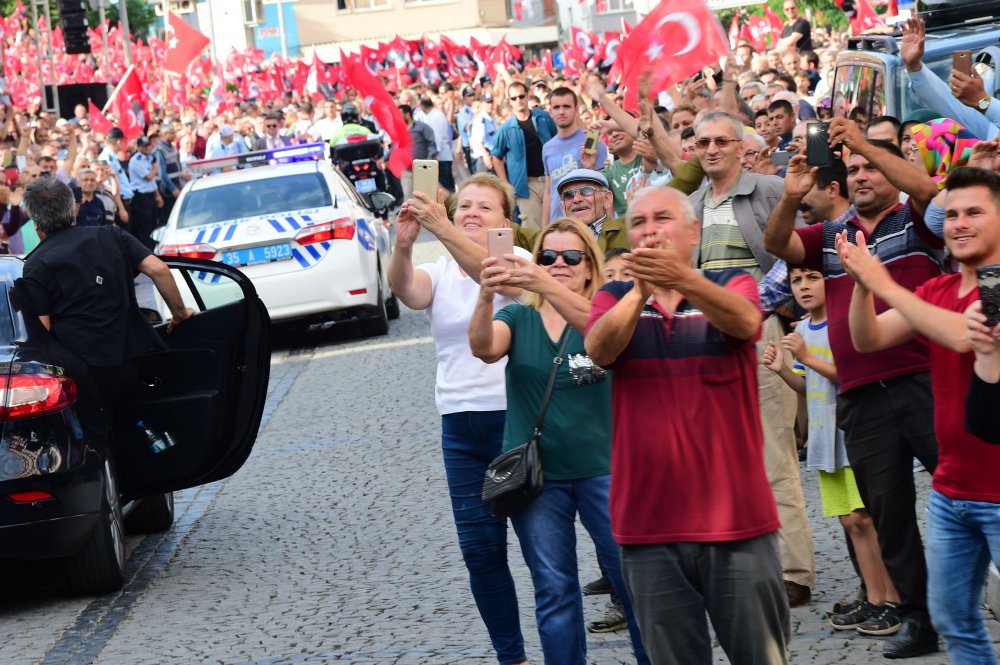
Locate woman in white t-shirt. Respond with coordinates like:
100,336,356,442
387,174,528,665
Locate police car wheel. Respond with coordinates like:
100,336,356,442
360,285,390,337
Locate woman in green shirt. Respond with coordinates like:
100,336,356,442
469,217,648,665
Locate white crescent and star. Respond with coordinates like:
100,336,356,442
655,12,701,55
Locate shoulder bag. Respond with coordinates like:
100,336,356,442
481,326,571,518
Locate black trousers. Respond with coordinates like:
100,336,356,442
130,191,157,250
837,372,939,628
437,160,455,192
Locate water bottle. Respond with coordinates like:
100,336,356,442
137,420,171,454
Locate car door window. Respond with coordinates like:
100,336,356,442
159,267,246,317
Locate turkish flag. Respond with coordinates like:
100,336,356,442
341,54,412,177
617,0,729,111
165,12,210,75
728,9,741,48
764,3,784,43
205,64,227,116
88,99,114,135
851,0,886,34
743,16,768,51
104,65,146,140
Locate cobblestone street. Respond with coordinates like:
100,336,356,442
1,232,997,664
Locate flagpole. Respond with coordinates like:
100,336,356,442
276,0,288,59
98,0,114,99
119,0,133,67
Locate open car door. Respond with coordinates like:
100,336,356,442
115,258,270,499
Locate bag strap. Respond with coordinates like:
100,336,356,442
531,325,572,438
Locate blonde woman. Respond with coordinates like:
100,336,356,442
469,218,648,665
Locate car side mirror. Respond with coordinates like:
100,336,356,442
368,191,395,211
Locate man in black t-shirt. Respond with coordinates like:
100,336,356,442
778,1,812,52
19,177,195,423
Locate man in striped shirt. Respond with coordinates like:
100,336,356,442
688,110,817,608
763,118,943,658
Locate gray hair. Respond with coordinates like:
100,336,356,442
76,167,97,180
745,134,767,149
629,186,698,228
740,82,764,98
695,111,744,141
23,177,76,234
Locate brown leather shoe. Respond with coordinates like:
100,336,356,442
785,580,812,607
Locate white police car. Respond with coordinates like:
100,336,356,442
156,144,398,335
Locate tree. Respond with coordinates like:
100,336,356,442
86,0,158,39
719,0,848,34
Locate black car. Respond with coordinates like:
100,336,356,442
0,256,270,595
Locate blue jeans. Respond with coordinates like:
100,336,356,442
441,411,525,665
926,489,1000,665
510,475,649,665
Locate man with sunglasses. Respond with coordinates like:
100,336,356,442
688,111,817,609
252,112,294,151
491,81,557,229
511,169,627,254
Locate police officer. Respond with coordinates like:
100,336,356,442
154,123,187,227
128,136,161,250
98,127,132,225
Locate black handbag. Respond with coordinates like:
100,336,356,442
482,327,571,518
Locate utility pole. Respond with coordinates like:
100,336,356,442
119,0,132,67
98,0,113,99
276,0,288,58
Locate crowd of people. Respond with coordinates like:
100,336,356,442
3,1,1000,663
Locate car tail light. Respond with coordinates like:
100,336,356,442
156,243,218,260
295,218,355,245
0,374,77,421
8,490,54,503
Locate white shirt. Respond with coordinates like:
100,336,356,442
308,117,344,142
420,107,454,162
418,248,532,415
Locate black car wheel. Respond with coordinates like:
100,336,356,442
360,284,389,337
125,492,175,534
386,292,400,320
66,460,126,595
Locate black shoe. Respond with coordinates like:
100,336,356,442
582,575,612,596
856,601,902,636
830,600,878,630
785,580,812,607
883,619,939,659
587,602,627,633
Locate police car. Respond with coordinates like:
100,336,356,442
156,143,398,336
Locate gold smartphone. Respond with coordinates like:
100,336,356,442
487,228,515,270
412,159,439,199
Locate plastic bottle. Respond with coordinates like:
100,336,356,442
138,420,170,454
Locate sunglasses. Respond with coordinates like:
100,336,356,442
538,249,585,266
560,185,599,200
265,124,278,128
509,94,527,101
694,137,739,149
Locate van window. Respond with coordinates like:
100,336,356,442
895,55,954,120
832,63,887,120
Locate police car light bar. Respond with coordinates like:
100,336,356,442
187,142,329,174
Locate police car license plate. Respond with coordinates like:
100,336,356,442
355,177,377,194
221,243,293,267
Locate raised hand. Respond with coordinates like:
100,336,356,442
835,229,890,292
784,154,818,199
780,330,807,361
900,17,926,72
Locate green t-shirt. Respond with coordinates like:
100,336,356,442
603,154,643,218
494,304,611,480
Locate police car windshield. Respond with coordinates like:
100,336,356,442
177,172,333,228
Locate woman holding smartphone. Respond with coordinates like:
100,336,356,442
468,218,648,665
387,173,530,665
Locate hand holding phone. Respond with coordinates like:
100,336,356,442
954,50,973,77
487,228,515,270
412,159,439,200
977,264,1000,327
771,150,792,167
806,121,833,167
583,129,600,155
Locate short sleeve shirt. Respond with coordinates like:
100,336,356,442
20,225,155,367
585,272,780,544
781,17,812,51
793,201,944,392
494,304,611,480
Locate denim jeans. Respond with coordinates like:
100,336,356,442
926,489,1000,665
510,475,649,665
441,411,526,665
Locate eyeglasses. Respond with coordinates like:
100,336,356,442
694,137,739,149
538,249,585,266
560,185,598,200
265,124,278,128
509,94,527,101
743,149,759,159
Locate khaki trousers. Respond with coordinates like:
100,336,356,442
516,177,546,229
757,315,816,587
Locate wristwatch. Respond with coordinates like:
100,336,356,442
978,96,991,112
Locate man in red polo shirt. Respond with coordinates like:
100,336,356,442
763,119,943,658
838,166,1000,665
585,186,788,665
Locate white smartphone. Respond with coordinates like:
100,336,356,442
487,228,514,270
412,159,439,200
